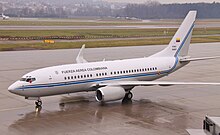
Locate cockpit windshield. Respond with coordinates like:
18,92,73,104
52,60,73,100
20,78,26,81
20,77,36,83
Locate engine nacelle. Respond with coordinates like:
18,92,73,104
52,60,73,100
96,86,125,102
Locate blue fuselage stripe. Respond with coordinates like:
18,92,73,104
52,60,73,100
18,71,168,90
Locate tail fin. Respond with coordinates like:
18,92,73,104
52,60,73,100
151,11,197,57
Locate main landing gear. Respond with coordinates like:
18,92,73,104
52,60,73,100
122,91,133,103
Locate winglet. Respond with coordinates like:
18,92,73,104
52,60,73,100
76,44,88,63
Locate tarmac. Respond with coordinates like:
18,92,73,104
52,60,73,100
1,42,220,135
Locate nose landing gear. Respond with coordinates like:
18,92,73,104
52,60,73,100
35,99,42,113
35,99,42,107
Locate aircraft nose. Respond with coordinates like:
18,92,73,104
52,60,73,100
8,84,15,91
8,82,20,94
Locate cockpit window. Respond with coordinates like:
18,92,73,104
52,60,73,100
20,77,36,83
20,78,26,81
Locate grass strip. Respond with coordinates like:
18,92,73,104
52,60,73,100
0,36,220,51
0,28,220,38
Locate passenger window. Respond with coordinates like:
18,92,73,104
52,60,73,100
64,77,66,80
90,74,92,77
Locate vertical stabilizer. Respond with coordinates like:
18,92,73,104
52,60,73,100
151,11,197,57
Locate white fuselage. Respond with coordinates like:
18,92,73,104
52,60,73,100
8,56,185,98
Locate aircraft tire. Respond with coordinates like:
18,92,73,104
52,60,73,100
123,91,133,101
35,100,42,106
127,92,133,100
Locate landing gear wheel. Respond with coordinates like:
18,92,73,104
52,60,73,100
35,100,42,107
127,92,133,100
122,91,133,103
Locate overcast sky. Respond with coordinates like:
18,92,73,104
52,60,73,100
105,0,220,4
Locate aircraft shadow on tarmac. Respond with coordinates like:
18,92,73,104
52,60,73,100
8,94,192,135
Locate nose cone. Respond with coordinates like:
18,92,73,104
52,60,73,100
8,83,16,91
8,81,20,94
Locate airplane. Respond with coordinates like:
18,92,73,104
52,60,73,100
8,11,220,108
2,13,9,20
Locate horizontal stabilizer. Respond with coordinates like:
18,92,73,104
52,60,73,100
180,56,220,62
76,44,88,63
96,81,220,87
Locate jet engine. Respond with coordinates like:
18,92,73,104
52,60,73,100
96,86,125,102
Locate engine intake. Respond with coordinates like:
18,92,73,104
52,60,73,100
96,86,125,102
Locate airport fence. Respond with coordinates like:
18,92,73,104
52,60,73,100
0,35,146,41
0,36,86,41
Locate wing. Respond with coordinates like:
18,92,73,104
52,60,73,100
94,81,220,87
